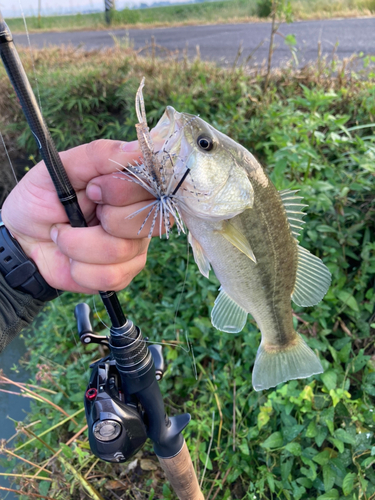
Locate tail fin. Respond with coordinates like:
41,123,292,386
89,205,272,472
252,333,323,391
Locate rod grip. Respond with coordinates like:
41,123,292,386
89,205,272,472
157,440,205,500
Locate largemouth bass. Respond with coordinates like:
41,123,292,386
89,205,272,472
124,81,331,391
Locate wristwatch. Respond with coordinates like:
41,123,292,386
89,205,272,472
0,210,60,301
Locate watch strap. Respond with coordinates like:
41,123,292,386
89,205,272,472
0,210,60,301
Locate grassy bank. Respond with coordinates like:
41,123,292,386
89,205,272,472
0,47,374,499
5,0,375,33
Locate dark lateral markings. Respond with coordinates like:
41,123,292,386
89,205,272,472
13,17,375,67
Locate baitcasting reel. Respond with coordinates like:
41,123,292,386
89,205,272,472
84,357,147,462
75,303,166,463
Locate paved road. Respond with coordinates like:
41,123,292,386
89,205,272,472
13,17,375,67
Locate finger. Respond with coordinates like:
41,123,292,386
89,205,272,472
30,243,97,294
70,253,148,291
50,224,150,264
86,171,154,207
59,139,143,190
97,201,175,239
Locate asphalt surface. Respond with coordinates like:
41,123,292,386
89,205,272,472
13,17,375,67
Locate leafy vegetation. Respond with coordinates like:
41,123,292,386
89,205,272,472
0,45,374,499
5,0,375,33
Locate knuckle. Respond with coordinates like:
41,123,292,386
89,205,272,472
100,267,125,291
136,252,148,271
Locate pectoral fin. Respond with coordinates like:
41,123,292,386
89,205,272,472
292,246,331,307
211,288,248,333
188,232,211,278
218,221,257,263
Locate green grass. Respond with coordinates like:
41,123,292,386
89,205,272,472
0,46,374,499
5,0,375,33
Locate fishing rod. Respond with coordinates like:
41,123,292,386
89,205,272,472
0,12,204,499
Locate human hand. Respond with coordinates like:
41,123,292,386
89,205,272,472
1,139,160,294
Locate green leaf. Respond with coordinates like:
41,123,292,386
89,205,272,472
284,34,297,46
342,472,356,496
39,481,50,496
334,428,356,445
317,489,339,500
338,342,352,363
281,459,294,482
321,370,337,390
239,440,250,456
199,450,212,470
296,477,312,488
323,464,336,491
285,442,302,456
261,431,283,450
162,484,172,498
60,443,73,459
267,473,275,492
336,290,359,312
258,405,272,429
313,450,332,466
306,420,317,438
315,426,328,447
321,407,335,434
329,438,345,453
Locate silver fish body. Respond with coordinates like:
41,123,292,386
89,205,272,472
132,91,331,391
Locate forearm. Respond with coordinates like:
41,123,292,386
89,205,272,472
0,272,45,353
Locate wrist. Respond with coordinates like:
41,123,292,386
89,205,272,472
0,210,61,301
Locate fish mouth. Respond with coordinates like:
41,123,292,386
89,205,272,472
150,106,177,148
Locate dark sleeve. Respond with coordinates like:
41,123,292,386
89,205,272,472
0,272,45,353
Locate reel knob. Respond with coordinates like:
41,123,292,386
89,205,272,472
93,419,122,442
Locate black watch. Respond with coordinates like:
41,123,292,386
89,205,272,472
0,210,61,301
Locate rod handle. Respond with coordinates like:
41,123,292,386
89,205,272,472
157,440,205,500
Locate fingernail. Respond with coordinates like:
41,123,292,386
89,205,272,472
50,226,58,244
120,140,139,152
87,183,102,203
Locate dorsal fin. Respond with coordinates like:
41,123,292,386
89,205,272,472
292,246,331,307
279,189,308,239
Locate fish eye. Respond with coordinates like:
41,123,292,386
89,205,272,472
197,135,214,151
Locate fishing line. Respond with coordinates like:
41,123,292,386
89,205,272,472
18,1,43,114
0,130,18,185
112,167,198,364
18,0,73,199
92,289,194,352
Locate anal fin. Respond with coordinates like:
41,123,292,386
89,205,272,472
211,288,247,333
252,333,323,391
292,246,331,307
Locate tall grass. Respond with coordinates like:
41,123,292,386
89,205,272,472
5,0,375,33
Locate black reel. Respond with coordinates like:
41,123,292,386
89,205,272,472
75,302,187,465
75,303,166,464
84,357,147,463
